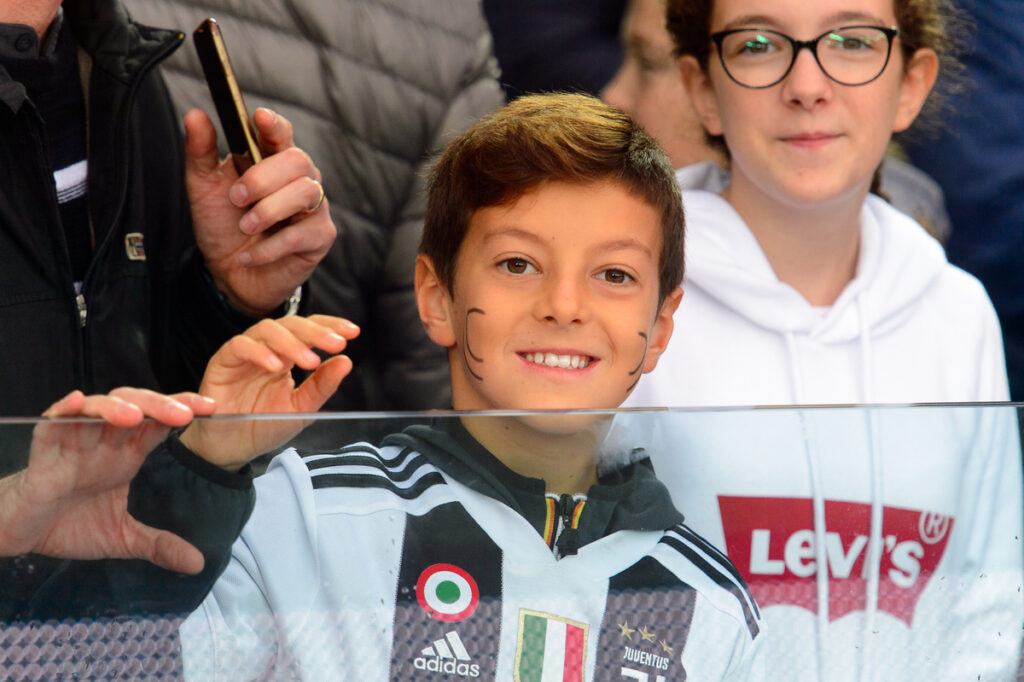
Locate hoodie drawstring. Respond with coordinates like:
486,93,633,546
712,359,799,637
857,295,883,682
786,295,883,682
787,332,830,681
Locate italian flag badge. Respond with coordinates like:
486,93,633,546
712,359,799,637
514,609,588,682
416,563,480,622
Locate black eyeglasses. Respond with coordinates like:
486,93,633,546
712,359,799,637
710,25,899,89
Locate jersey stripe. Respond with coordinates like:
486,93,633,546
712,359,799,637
659,535,760,638
300,444,420,468
306,452,432,483
670,525,760,618
543,497,557,547
310,471,445,499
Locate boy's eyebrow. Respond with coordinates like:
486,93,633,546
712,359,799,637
482,227,546,246
599,238,656,260
483,227,655,259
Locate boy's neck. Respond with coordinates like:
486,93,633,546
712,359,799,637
723,172,867,307
459,415,604,495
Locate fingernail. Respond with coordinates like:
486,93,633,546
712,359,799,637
326,332,346,344
168,402,191,415
267,356,284,371
302,349,320,365
258,107,277,123
229,183,248,206
239,212,259,234
238,251,253,266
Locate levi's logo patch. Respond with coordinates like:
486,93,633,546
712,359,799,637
718,496,953,624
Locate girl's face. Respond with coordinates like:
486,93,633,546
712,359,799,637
683,0,938,210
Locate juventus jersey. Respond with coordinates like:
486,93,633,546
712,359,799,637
181,423,765,681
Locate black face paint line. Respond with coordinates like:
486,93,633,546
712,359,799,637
464,307,486,382
626,331,649,393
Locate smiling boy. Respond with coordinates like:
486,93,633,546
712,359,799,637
174,93,764,680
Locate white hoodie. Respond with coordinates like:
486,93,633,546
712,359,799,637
627,163,1009,407
623,164,1023,680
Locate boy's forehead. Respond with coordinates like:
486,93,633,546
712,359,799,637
463,180,664,254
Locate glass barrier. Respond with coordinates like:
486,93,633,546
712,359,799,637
0,405,1021,681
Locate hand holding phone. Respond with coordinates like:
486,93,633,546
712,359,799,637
193,17,263,174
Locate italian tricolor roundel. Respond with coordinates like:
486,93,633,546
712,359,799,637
416,563,480,622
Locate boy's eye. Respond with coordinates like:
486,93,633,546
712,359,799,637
599,269,634,284
500,257,536,274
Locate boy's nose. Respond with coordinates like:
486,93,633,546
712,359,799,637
537,273,589,326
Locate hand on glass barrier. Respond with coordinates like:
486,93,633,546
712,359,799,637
181,314,360,470
185,107,336,316
0,388,216,573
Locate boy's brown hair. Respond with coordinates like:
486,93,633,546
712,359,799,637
421,92,684,304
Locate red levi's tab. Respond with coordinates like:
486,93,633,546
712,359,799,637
718,496,954,624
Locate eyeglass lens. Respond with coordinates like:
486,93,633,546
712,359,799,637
718,27,894,88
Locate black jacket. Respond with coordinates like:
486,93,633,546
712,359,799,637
0,0,256,418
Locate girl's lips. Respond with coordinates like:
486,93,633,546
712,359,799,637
781,132,841,149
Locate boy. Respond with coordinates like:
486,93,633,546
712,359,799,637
43,93,762,679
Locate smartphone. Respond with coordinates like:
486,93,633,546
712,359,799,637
193,17,263,173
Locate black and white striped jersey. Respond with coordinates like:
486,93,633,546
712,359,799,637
181,427,765,681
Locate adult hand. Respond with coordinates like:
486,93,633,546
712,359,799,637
181,315,360,470
0,389,216,574
185,107,336,315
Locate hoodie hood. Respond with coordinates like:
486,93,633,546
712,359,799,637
679,163,948,345
384,419,683,551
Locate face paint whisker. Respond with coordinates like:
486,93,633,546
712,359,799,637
464,307,485,382
465,308,486,363
629,331,649,376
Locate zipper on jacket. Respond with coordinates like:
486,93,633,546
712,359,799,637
80,31,184,292
75,292,87,327
76,30,184,387
552,494,582,559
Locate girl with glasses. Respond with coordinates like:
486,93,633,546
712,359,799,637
625,0,1023,680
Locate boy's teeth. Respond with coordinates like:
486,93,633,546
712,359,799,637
526,352,590,369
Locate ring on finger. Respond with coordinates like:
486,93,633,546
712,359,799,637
308,178,326,213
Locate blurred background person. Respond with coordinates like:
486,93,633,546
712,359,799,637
125,0,505,412
902,0,1024,401
0,0,337,621
482,0,626,99
602,0,725,169
0,0,335,420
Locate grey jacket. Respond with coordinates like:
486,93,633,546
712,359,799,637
124,0,505,411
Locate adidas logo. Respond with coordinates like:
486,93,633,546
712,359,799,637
413,631,481,677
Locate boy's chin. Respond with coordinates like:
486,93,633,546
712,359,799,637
512,411,613,436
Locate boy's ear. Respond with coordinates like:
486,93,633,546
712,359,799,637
680,56,723,137
893,48,939,133
415,254,457,348
643,286,683,374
